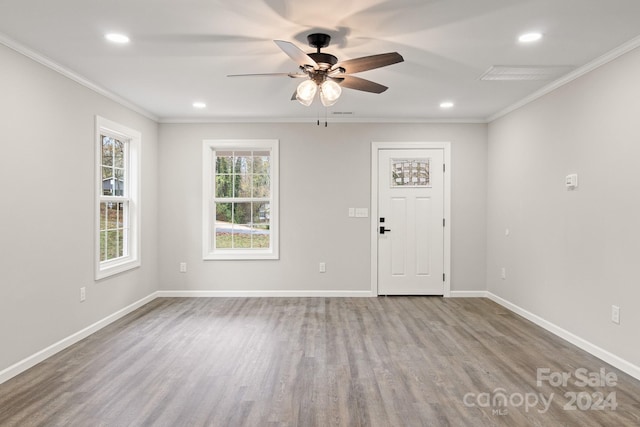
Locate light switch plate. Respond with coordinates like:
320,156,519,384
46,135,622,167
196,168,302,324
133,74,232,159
566,174,578,190
355,208,369,218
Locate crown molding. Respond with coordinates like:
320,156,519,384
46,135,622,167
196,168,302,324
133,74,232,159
158,116,487,124
487,35,640,123
4,29,639,126
0,32,159,122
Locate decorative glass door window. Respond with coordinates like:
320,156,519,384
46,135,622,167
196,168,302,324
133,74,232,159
390,158,430,187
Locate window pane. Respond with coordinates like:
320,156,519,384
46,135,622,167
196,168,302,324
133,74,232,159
100,231,107,261
233,226,252,249
233,202,251,224
100,202,107,231
102,167,114,196
216,202,232,223
117,202,125,228
237,174,252,198
253,202,270,224
106,230,119,259
114,169,124,196
234,152,252,174
114,139,125,168
102,136,113,166
106,202,119,229
215,205,233,248
253,174,270,198
103,179,113,196
102,166,113,180
216,152,233,174
253,152,270,174
252,202,270,249
215,228,232,248
252,228,270,248
215,174,233,198
118,229,125,258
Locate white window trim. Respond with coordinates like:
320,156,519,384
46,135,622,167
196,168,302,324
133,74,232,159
202,139,279,260
95,116,141,280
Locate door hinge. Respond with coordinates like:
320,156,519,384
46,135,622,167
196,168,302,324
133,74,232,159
443,218,445,227
443,163,446,173
443,273,446,282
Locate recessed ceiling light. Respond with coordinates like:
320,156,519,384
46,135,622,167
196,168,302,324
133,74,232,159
440,101,454,109
105,33,130,44
193,102,207,109
518,32,542,43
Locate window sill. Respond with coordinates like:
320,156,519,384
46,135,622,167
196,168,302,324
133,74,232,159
203,250,279,261
96,258,141,280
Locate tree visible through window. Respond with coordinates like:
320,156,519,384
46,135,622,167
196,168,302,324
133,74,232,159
100,134,128,261
95,116,140,279
203,140,279,260
214,150,271,249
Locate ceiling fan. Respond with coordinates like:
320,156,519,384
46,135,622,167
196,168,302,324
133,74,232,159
228,33,404,107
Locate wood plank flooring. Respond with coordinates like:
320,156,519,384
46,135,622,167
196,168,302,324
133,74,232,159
0,297,639,426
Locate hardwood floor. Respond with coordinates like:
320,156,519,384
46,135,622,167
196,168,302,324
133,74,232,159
0,297,639,426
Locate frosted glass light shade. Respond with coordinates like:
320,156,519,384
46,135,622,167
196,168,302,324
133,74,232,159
320,80,342,107
296,80,317,106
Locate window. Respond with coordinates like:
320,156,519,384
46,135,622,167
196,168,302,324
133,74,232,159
391,158,430,187
95,116,141,279
203,140,279,260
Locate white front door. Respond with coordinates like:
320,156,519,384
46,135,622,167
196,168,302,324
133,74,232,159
377,148,445,295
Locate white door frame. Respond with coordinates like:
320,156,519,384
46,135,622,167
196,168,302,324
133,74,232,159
370,142,451,297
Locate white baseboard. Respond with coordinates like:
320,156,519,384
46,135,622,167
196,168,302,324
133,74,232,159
156,290,375,298
0,292,158,385
3,290,638,386
487,292,640,381
450,290,489,298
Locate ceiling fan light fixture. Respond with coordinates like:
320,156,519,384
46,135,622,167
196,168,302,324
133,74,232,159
319,80,342,107
296,80,317,106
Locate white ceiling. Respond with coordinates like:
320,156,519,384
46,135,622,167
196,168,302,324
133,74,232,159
1,0,640,122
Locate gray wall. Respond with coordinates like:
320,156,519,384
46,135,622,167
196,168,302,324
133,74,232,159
487,47,640,366
3,26,638,379
158,122,487,293
0,44,159,370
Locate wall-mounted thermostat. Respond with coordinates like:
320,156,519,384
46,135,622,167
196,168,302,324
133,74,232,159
565,174,578,190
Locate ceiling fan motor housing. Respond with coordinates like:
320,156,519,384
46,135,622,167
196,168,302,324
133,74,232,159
307,33,331,49
309,52,338,68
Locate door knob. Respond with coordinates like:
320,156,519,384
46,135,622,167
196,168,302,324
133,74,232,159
379,226,391,235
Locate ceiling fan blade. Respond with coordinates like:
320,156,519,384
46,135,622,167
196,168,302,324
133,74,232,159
332,52,404,74
291,90,297,101
332,75,388,94
274,40,318,69
227,72,307,78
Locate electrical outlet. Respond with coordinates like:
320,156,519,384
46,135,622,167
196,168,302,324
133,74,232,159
319,262,326,273
80,287,86,302
179,262,187,273
501,267,506,280
611,305,620,324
